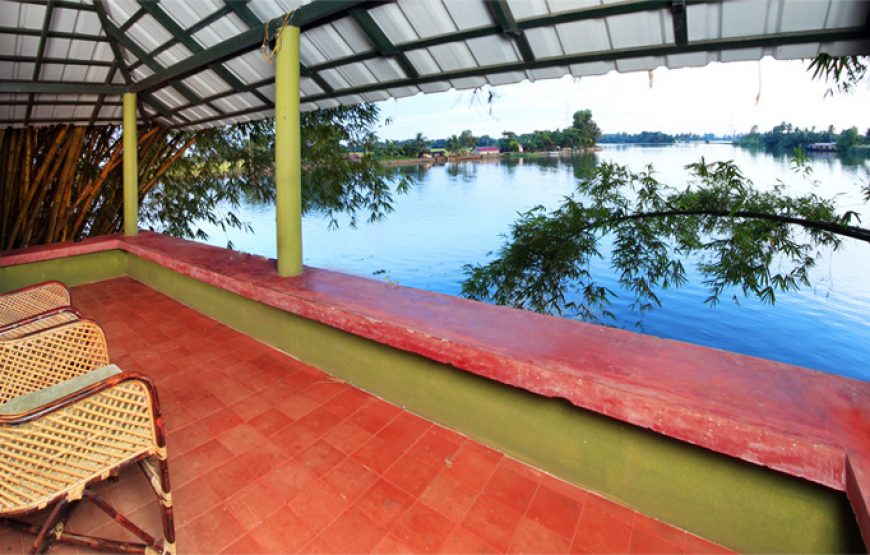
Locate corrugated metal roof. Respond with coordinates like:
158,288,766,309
0,0,868,129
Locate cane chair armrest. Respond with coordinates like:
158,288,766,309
0,281,71,327
0,307,82,339
0,372,166,516
0,319,110,404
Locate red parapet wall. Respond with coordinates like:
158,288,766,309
3,232,870,544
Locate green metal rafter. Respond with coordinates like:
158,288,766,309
129,0,381,94
0,27,108,42
671,0,689,47
225,0,335,96
128,6,233,74
349,9,419,79
140,2,272,110
24,0,54,126
484,0,536,63
93,0,181,123
0,81,125,95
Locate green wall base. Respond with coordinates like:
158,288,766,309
2,252,863,553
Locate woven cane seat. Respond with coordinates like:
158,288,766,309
0,377,159,515
0,282,71,327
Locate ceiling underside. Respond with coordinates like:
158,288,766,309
0,0,868,130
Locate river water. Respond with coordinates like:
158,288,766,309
202,143,870,382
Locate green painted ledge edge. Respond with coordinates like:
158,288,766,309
1,251,863,553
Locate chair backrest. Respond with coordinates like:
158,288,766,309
0,319,109,404
0,307,81,340
0,281,72,327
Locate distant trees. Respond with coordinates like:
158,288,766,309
600,132,675,144
737,122,866,154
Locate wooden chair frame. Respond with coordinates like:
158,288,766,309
0,307,83,340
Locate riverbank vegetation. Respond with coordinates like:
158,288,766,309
735,123,869,154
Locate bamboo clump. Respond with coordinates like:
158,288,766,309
0,124,195,250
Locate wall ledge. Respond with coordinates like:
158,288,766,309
4,232,870,544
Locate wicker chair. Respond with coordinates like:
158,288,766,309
0,307,82,340
0,321,176,554
0,281,72,327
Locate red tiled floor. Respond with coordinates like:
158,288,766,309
0,278,734,553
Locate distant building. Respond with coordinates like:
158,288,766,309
473,146,500,156
807,142,837,152
427,148,448,158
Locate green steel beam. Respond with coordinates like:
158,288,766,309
0,80,125,95
25,0,54,126
123,92,138,237
349,9,419,78
225,0,335,96
484,0,536,63
93,0,178,123
129,5,233,74
0,55,114,67
274,25,303,277
119,8,147,32
100,17,209,110
129,0,380,94
671,0,689,47
16,0,95,11
2,99,122,107
0,27,108,42
140,2,272,108
300,25,870,104
166,103,270,129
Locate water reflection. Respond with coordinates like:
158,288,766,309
200,144,870,381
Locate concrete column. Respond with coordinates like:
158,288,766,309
122,92,138,236
274,25,302,276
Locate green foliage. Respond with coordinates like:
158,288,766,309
808,54,868,96
142,104,410,241
462,157,867,321
600,131,675,144
836,127,864,153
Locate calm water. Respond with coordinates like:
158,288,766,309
201,144,870,382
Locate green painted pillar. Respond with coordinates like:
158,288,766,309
122,92,138,236
274,24,303,277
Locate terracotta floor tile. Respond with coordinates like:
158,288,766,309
440,442,502,492
249,407,294,437
354,479,415,529
277,393,321,420
249,509,315,553
420,473,479,523
181,504,246,554
261,459,318,502
408,426,463,462
323,419,375,454
327,387,372,418
268,421,320,458
301,380,349,404
377,411,433,446
204,456,258,500
221,533,267,554
461,495,524,552
525,482,584,539
372,535,415,554
629,528,682,554
199,407,244,437
383,451,444,497
321,507,388,553
173,475,223,527
289,480,352,532
352,436,407,475
171,439,234,488
217,422,268,453
480,463,539,515
296,439,345,477
390,502,456,554
351,399,402,434
297,405,346,437
225,479,284,529
440,526,501,554
509,517,572,553
323,456,379,502
572,500,634,554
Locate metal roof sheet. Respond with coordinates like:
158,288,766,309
0,0,868,129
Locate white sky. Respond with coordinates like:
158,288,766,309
375,57,870,140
